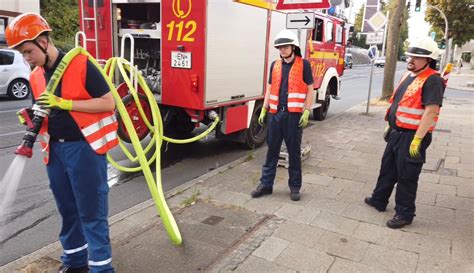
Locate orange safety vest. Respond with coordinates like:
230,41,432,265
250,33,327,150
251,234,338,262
269,56,308,113
30,54,118,164
385,68,439,132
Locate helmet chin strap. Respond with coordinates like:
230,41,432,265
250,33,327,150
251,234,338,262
280,47,295,61
413,59,430,73
32,39,50,67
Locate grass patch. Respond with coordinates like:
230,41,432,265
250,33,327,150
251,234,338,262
244,153,255,162
181,190,201,207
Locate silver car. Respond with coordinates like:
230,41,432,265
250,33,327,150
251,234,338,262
0,48,31,100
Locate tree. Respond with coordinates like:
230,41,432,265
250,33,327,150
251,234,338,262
425,0,474,47
354,4,364,32
40,0,79,51
381,0,407,100
351,4,368,48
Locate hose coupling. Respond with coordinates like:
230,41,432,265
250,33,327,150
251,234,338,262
32,104,50,117
207,111,218,121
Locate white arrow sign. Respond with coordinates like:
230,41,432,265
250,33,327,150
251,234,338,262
286,12,315,29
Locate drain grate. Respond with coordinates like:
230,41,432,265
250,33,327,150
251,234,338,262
202,215,224,226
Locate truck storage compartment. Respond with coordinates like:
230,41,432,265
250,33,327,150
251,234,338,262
114,1,161,94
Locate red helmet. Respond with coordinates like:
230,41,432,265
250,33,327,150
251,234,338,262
5,12,52,49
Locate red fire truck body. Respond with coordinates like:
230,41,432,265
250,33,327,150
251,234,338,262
78,0,349,147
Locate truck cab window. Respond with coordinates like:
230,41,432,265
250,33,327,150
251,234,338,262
336,25,343,44
326,21,333,43
312,18,324,42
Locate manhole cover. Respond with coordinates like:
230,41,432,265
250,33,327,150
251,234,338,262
202,215,224,226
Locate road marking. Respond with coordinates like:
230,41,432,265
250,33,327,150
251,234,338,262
0,109,21,114
0,131,24,137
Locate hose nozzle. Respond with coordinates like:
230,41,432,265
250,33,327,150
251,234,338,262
15,104,50,158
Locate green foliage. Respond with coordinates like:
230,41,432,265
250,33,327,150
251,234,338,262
350,4,368,49
354,4,364,32
425,0,474,46
40,0,79,51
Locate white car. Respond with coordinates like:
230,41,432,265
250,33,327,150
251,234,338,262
374,57,386,67
0,48,31,100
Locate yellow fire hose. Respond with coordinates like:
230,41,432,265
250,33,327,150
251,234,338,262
46,46,220,245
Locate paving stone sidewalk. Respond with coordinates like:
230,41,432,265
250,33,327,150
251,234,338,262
2,88,473,272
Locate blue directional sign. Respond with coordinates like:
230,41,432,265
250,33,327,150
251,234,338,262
368,45,378,59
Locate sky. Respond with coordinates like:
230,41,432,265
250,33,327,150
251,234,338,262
344,0,431,43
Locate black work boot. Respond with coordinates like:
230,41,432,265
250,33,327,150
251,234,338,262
290,190,301,201
251,185,273,198
364,197,386,212
58,265,89,273
386,215,412,229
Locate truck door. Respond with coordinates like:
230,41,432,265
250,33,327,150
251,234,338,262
334,21,345,75
308,16,325,89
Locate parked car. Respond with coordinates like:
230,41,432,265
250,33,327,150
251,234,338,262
374,57,385,67
0,48,31,100
344,53,353,69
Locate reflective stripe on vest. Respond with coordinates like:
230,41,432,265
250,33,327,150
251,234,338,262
386,68,439,132
30,53,118,164
269,56,308,113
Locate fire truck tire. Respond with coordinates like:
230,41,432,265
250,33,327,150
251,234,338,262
244,103,268,149
117,93,152,143
314,87,331,121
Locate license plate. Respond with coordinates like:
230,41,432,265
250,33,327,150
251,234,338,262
171,51,191,69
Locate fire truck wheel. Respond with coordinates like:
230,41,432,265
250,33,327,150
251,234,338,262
244,103,268,149
314,88,331,121
116,93,152,143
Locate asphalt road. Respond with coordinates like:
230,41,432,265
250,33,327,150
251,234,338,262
0,61,426,265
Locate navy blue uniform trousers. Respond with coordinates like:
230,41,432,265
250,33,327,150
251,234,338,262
47,140,114,273
371,129,432,220
260,111,303,190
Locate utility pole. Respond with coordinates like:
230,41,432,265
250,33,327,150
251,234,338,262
381,10,389,57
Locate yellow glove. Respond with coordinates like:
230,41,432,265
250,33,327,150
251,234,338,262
409,135,423,158
299,109,310,127
17,111,26,125
36,92,73,111
258,107,267,126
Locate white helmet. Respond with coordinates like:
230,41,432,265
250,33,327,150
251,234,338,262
406,37,439,60
274,29,300,48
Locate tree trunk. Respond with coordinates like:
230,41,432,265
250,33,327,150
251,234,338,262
380,0,407,100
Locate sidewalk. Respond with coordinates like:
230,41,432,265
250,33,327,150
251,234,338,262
2,82,473,272
447,65,474,92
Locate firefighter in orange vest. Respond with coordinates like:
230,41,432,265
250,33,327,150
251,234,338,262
251,29,314,201
6,13,117,272
365,37,445,229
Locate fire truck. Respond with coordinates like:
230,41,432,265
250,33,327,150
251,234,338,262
77,0,349,148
